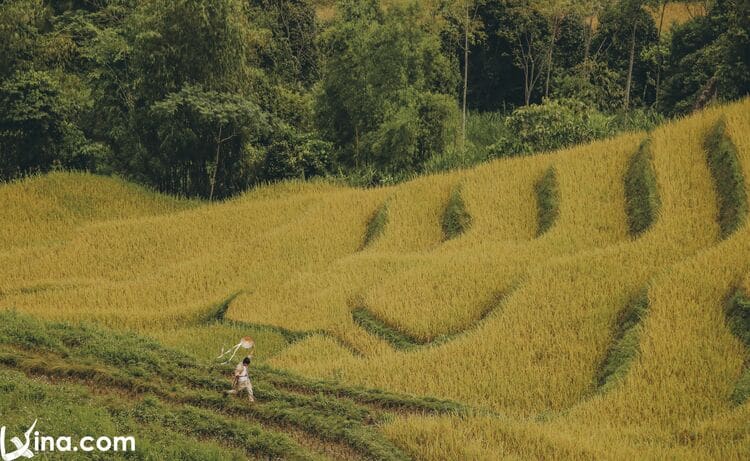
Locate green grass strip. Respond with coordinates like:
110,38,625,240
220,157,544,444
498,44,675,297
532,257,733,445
442,185,472,240
0,312,455,460
198,292,242,323
705,117,748,239
725,289,750,404
252,365,469,415
130,396,318,461
362,201,389,248
352,292,508,350
0,346,405,460
352,307,424,350
624,139,661,236
535,167,560,236
597,291,650,392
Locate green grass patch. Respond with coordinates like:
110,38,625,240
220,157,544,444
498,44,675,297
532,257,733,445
705,117,748,239
362,201,389,249
535,167,560,236
353,292,507,351
442,185,472,240
0,311,465,460
197,292,242,323
624,139,661,236
253,365,469,415
352,307,424,350
597,292,650,392
725,290,750,404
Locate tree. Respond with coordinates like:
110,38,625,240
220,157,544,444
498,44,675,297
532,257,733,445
660,0,750,115
247,0,321,87
592,1,658,109
316,0,459,175
462,0,526,110
534,0,582,98
150,85,269,200
440,0,484,151
500,2,549,105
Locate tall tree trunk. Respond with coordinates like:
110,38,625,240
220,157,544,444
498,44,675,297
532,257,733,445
654,0,668,109
583,14,594,66
462,1,469,151
624,20,637,110
209,125,222,202
544,17,559,99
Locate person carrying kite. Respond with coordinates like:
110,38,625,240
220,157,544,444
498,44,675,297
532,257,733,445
226,355,255,402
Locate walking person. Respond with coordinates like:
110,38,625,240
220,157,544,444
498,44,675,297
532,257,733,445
226,356,255,402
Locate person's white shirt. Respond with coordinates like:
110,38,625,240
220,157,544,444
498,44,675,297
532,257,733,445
235,362,249,383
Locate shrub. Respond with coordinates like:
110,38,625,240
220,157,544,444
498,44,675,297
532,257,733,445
441,185,472,240
624,139,661,236
704,117,748,239
488,99,615,158
535,168,560,236
597,292,650,391
725,290,750,404
257,129,333,182
362,201,389,249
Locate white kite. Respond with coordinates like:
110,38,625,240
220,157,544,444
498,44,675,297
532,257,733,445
217,336,255,364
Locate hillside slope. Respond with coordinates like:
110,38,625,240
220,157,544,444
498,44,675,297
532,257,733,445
0,99,748,459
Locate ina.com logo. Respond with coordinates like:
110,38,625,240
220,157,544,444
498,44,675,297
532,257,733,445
1,420,136,460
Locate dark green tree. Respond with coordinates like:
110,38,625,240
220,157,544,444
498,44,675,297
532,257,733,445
316,0,459,175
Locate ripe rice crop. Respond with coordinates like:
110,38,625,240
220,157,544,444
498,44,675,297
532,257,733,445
1,99,749,459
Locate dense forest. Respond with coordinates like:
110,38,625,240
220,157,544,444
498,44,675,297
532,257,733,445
1,0,748,198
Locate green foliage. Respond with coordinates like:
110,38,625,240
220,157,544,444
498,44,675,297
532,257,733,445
315,0,459,174
1,0,747,194
442,185,472,240
487,99,614,157
352,307,423,350
597,292,650,391
0,70,99,179
467,111,507,148
661,0,750,115
246,0,320,86
592,0,659,107
552,61,624,112
362,201,389,249
704,117,748,239
0,0,45,79
146,84,269,199
624,139,661,237
0,311,466,460
724,290,750,405
534,167,560,236
256,130,333,183
725,290,750,348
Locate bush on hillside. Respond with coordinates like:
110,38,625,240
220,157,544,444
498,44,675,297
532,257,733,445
487,99,613,157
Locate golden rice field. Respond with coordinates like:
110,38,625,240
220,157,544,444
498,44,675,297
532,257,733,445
1,99,749,459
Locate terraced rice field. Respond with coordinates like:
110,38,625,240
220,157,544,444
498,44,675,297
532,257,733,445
0,99,748,459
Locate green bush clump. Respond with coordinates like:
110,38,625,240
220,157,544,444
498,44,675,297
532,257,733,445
442,185,472,240
362,201,389,248
487,99,614,157
705,117,748,239
624,139,661,236
597,292,650,391
535,167,560,236
725,290,750,404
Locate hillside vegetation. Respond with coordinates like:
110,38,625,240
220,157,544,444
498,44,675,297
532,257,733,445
1,99,749,459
